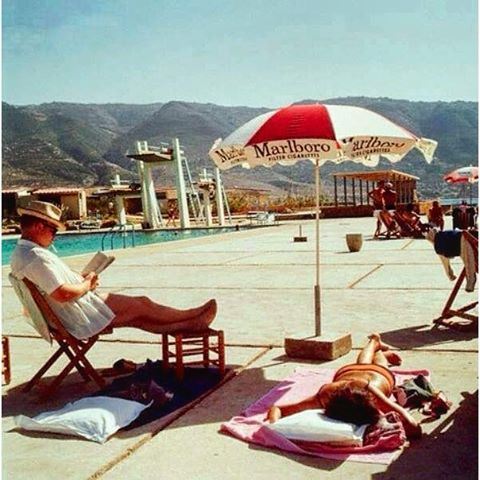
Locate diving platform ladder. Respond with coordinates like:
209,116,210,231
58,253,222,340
221,183,232,224
181,154,205,223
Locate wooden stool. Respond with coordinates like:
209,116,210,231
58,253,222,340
162,328,225,381
2,336,11,385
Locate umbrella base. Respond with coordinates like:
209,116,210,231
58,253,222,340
284,333,352,361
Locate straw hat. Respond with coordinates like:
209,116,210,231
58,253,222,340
17,201,66,231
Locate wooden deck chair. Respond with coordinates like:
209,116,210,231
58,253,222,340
9,273,109,396
393,212,425,239
377,210,402,239
433,231,478,329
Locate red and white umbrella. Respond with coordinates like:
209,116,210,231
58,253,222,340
210,104,437,169
443,166,478,184
209,104,437,336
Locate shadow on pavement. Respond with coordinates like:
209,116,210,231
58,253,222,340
2,364,242,421
372,390,478,480
2,372,104,418
3,364,243,442
380,324,477,350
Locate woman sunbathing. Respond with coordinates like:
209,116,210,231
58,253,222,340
267,333,422,439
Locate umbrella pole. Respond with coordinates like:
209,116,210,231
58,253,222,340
315,159,321,336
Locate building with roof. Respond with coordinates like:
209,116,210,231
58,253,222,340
2,189,31,219
31,188,88,220
331,169,419,207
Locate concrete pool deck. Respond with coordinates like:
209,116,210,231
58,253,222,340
2,217,478,479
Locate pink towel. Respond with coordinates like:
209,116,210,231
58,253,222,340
220,367,429,464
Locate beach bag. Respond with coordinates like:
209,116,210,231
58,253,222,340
393,375,451,418
393,375,435,409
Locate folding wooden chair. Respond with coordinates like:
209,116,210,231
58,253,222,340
433,231,478,329
2,336,11,385
376,210,402,239
393,211,425,239
9,274,109,396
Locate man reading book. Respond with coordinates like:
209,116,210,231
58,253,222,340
10,201,217,340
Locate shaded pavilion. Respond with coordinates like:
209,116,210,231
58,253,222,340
331,169,419,208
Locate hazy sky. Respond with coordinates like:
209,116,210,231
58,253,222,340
2,0,477,107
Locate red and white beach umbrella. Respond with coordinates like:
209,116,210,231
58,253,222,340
209,104,437,336
210,104,437,170
443,166,478,184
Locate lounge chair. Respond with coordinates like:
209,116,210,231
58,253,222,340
433,230,478,329
376,210,401,239
393,211,426,238
9,274,109,396
2,336,11,385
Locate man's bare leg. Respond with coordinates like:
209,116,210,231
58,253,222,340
105,294,217,333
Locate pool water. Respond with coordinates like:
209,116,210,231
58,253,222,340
2,227,241,266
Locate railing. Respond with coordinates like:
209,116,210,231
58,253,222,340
101,223,136,251
246,211,276,225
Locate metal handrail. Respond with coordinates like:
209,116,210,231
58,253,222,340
101,223,136,251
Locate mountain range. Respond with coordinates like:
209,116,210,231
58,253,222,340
2,97,477,199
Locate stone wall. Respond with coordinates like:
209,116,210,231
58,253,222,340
321,205,374,218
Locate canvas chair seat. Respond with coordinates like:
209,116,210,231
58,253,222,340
433,230,478,329
393,212,426,239
9,273,52,344
9,273,109,396
377,211,401,239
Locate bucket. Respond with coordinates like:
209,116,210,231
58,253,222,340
346,233,363,252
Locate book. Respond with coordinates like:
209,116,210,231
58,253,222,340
81,251,115,276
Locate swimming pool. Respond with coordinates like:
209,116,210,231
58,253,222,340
2,227,242,266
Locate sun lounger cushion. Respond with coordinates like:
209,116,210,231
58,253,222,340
14,396,151,443
266,409,368,446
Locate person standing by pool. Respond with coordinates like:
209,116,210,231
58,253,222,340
382,182,397,211
428,200,445,230
10,201,217,341
166,201,177,228
368,180,385,238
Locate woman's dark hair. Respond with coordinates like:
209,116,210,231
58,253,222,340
324,384,380,426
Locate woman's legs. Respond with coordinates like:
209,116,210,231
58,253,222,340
356,336,379,364
105,293,217,334
357,333,402,366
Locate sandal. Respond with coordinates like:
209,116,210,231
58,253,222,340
101,359,137,377
113,359,137,374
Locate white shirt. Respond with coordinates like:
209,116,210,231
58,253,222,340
10,239,114,340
